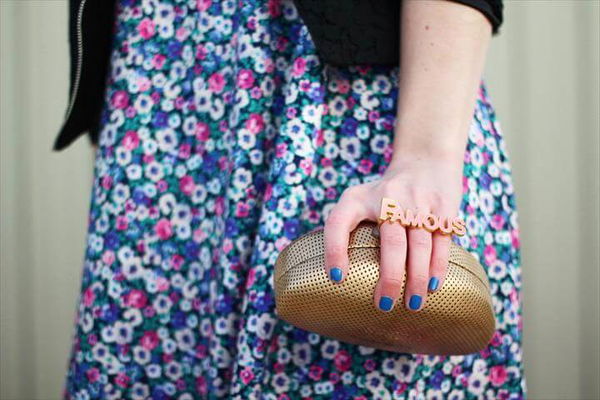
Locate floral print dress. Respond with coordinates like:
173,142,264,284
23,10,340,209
63,0,526,399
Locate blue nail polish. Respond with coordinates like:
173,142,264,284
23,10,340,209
409,295,422,310
379,296,393,311
330,267,343,282
428,277,439,291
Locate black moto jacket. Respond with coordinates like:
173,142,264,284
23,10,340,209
52,0,503,152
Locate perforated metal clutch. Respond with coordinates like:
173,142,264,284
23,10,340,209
273,220,496,355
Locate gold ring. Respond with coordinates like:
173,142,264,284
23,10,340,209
378,196,466,236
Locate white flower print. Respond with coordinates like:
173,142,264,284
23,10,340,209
256,312,276,340
271,372,291,394
292,342,312,368
133,346,151,365
340,136,361,162
301,104,323,126
369,133,390,155
130,382,150,400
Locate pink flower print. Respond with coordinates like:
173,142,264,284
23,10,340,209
368,110,380,122
309,365,324,381
273,362,285,373
358,158,374,175
240,367,255,385
265,57,275,73
264,183,273,201
237,69,255,89
470,236,479,249
345,96,356,109
116,215,128,231
285,106,297,119
462,175,469,194
246,113,265,134
138,18,155,39
101,175,113,190
83,287,95,307
178,143,191,159
236,202,250,218
363,358,376,371
102,250,115,266
320,157,333,167
337,80,350,94
222,238,233,254
115,372,130,388
197,0,211,11
157,180,168,192
87,334,98,346
196,376,208,396
314,128,324,146
250,86,262,99
512,227,521,249
137,76,151,93
195,122,210,141
179,175,195,196
86,368,100,383
156,276,170,292
491,330,502,346
275,143,287,158
452,365,462,377
171,254,184,270
140,331,159,350
334,350,352,371
292,57,306,76
484,244,497,265
276,33,292,51
490,365,508,386
208,72,226,93
111,90,129,109
124,289,147,309
155,218,173,240
143,306,155,318
268,0,281,17
245,268,256,289
215,196,225,216
195,44,207,60
176,27,190,41
299,158,313,176
152,54,166,69
274,236,290,252
491,214,506,230
125,106,136,119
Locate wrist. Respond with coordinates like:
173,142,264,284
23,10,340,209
389,124,468,168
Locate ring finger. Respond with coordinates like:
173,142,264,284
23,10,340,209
404,220,433,311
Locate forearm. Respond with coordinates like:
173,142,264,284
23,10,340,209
389,0,492,168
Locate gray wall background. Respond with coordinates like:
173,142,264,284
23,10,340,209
1,1,599,399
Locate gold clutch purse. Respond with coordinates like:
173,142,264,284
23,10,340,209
273,220,496,355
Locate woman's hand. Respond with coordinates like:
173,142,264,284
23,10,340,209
322,151,464,312
322,0,491,312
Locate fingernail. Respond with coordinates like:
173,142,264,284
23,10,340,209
428,277,439,291
379,296,394,311
409,295,422,310
329,267,343,282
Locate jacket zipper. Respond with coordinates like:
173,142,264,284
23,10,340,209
63,0,87,122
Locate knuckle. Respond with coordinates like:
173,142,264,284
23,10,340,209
431,255,449,269
325,210,347,227
381,231,407,247
325,243,347,259
408,271,429,287
410,235,431,248
379,277,404,291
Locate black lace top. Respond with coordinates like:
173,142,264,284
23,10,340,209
292,0,503,66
